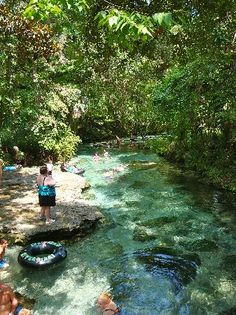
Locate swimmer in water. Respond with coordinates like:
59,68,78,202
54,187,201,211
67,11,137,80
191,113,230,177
103,150,110,159
113,164,125,173
93,153,100,162
97,292,120,314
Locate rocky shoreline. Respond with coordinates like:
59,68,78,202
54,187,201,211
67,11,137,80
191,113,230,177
0,166,103,245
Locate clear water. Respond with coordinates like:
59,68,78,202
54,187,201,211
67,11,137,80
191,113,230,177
2,146,236,315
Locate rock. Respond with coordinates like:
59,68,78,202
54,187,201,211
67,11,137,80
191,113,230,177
138,216,178,227
133,226,156,242
0,167,103,245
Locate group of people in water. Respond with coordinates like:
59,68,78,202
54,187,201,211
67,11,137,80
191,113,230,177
93,149,110,162
92,150,127,180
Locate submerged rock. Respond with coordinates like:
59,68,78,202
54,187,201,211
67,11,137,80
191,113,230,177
138,216,178,227
221,255,236,274
218,307,236,315
135,246,201,292
133,226,156,242
125,200,140,207
129,161,158,171
129,180,147,189
182,239,219,252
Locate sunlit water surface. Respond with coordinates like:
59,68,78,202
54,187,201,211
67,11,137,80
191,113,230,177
2,146,236,315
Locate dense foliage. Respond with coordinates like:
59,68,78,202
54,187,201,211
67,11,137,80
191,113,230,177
149,57,235,189
146,0,236,190
0,0,235,189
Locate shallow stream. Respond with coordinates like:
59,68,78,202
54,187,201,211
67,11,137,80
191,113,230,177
2,146,236,314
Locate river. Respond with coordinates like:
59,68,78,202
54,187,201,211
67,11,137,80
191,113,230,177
2,145,236,314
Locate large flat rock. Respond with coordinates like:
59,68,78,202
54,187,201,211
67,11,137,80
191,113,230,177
0,167,103,245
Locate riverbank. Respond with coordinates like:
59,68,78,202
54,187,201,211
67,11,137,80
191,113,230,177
0,166,103,245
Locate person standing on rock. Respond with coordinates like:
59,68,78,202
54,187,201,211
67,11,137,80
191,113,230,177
36,165,56,225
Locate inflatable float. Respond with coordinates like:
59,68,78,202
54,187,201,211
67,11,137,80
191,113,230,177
61,163,85,175
67,166,85,175
3,165,16,171
18,241,67,269
0,258,9,269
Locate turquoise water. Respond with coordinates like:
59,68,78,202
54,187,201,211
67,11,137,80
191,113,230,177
2,146,236,314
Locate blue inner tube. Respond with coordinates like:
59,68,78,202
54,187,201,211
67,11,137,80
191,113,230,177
74,168,85,175
0,258,9,269
18,241,67,269
3,165,16,171
67,167,85,175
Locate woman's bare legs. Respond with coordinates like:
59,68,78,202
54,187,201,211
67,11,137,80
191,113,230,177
45,206,50,220
40,206,46,218
45,206,55,224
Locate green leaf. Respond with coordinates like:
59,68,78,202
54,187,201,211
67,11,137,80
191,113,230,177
170,24,182,35
119,21,128,31
95,11,107,20
163,12,172,27
52,5,62,15
24,6,34,18
152,13,165,25
108,16,119,27
141,26,153,37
